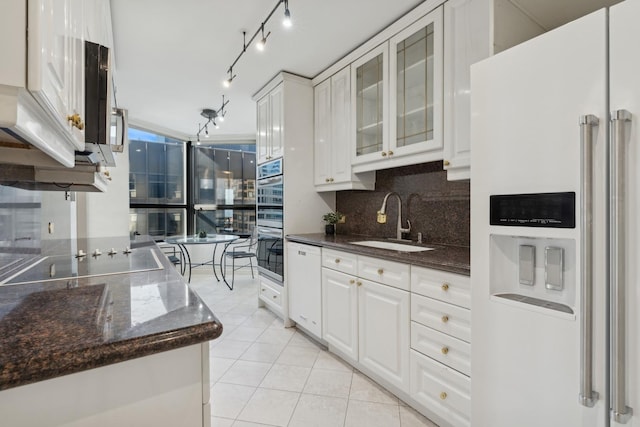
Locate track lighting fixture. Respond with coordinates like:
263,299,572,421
223,67,236,88
256,24,270,52
222,0,293,85
196,95,229,140
283,0,292,28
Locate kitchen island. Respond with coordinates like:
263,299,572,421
0,236,222,427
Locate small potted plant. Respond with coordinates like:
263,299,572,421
198,230,207,238
322,211,344,235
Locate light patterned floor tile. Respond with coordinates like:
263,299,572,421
259,364,311,392
239,342,286,363
313,351,353,372
344,400,400,427
219,360,272,387
210,383,256,419
211,339,253,359
288,394,348,427
256,327,295,345
302,369,353,398
288,331,322,349
225,325,269,342
211,416,234,427
399,405,439,427
210,357,236,383
276,345,320,368
237,388,300,427
349,372,398,404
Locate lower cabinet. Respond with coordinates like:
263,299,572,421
411,349,471,427
322,268,359,361
312,245,471,427
258,274,283,317
358,278,410,391
321,251,410,392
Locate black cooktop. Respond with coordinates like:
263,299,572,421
2,248,163,285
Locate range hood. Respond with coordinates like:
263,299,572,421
0,147,109,192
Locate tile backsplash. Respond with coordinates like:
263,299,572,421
335,161,470,247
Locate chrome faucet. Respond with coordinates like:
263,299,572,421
377,192,411,240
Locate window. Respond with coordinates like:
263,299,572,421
193,146,256,235
128,129,256,240
129,129,187,240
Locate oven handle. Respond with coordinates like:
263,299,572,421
257,175,284,187
258,227,283,238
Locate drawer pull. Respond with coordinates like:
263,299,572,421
441,283,450,291
272,295,277,299
349,279,355,284
325,178,330,183
261,288,266,291
335,258,341,264
441,315,449,323
441,346,449,355
377,268,384,275
381,152,387,157
440,392,448,400
357,281,362,286
388,150,394,156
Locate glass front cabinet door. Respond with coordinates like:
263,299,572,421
351,43,389,166
390,6,443,159
351,7,443,171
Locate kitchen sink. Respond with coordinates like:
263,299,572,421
351,240,434,252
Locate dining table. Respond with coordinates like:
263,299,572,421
166,234,239,288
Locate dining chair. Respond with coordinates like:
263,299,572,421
223,228,258,290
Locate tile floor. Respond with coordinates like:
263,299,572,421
189,268,438,427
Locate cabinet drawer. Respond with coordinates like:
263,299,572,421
411,293,470,343
322,248,357,275
411,266,470,309
411,321,470,377
259,278,282,308
358,255,410,291
410,349,470,427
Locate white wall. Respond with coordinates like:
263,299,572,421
77,147,130,239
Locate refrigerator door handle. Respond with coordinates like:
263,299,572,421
610,109,633,423
579,114,599,408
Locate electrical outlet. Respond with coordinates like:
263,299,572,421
377,211,387,224
48,222,54,234
338,215,346,224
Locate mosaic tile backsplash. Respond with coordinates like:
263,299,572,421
335,161,470,247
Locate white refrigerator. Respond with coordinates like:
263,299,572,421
470,1,639,426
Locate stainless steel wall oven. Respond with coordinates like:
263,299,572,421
256,159,284,283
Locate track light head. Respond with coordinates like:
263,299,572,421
204,125,209,137
283,1,292,28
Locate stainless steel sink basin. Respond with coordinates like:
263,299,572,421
351,240,434,252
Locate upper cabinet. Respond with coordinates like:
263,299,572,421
0,0,116,169
256,83,284,164
351,44,389,167
28,0,86,150
351,7,444,174
314,66,375,191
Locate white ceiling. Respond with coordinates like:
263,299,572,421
110,0,623,142
110,0,426,141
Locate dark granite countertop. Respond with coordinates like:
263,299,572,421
286,233,470,276
0,236,222,391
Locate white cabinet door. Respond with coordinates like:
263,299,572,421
257,95,270,164
443,0,491,180
270,84,284,160
358,279,410,391
389,6,444,159
322,267,358,362
314,79,332,186
351,43,389,166
28,0,85,150
330,66,352,184
287,243,322,339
